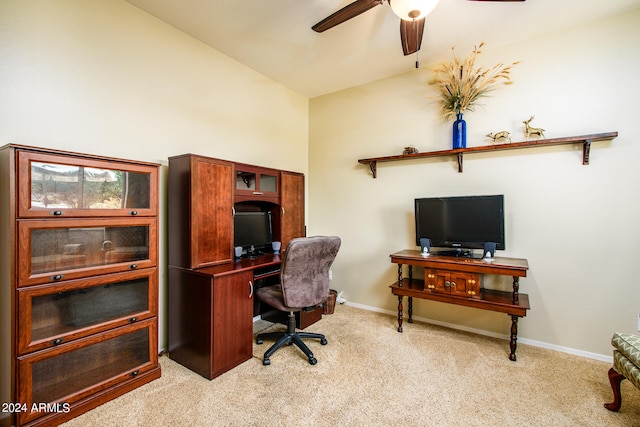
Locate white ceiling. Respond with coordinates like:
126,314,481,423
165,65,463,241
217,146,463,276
125,0,640,98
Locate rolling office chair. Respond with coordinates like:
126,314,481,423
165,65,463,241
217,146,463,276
256,236,341,365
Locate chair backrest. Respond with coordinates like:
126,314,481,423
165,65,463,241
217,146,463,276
280,236,341,309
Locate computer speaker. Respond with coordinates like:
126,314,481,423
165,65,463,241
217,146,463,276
483,242,496,259
419,238,431,255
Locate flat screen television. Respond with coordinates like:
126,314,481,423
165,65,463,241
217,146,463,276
414,195,505,256
234,211,273,250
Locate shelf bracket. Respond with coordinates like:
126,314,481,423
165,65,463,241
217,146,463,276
457,153,463,173
368,161,378,178
582,139,592,165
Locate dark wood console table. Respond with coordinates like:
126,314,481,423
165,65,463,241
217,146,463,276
389,250,530,361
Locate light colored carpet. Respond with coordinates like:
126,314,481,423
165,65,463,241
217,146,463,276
62,305,640,426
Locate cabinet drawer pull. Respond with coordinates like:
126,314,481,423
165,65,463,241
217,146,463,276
129,317,138,323
444,281,450,288
51,338,63,346
129,264,138,269
51,274,64,281
130,370,139,377
248,280,254,298
129,211,138,216
252,191,263,195
50,210,64,216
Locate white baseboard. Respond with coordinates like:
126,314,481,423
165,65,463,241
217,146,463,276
343,301,613,363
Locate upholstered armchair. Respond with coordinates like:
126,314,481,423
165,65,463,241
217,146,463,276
255,236,341,366
605,332,640,412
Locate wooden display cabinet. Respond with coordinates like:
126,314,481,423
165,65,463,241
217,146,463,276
0,144,160,427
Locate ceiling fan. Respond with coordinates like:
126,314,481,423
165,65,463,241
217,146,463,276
312,0,526,56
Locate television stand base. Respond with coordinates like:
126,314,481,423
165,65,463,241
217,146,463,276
389,250,530,361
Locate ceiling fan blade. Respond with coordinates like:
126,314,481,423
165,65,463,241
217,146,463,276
312,0,383,33
400,18,425,56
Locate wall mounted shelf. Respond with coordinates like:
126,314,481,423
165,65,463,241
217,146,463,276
357,132,618,178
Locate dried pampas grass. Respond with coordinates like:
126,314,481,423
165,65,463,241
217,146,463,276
430,42,518,120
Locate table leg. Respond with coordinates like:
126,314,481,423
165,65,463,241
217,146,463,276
408,297,413,323
509,315,519,361
397,296,403,332
397,264,403,287
512,276,520,305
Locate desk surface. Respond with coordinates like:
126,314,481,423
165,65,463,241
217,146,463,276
192,253,282,277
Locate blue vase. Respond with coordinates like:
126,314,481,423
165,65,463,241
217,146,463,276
452,113,466,149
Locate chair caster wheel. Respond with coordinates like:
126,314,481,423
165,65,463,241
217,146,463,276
309,357,317,365
256,337,263,345
320,338,328,345
263,358,270,366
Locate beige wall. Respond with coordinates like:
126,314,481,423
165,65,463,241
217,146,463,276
0,0,309,356
309,9,640,359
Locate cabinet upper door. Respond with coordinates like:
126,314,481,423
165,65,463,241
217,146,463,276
17,150,158,218
280,172,305,249
234,164,280,203
191,157,234,267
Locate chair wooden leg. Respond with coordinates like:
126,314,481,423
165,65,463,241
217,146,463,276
604,367,625,412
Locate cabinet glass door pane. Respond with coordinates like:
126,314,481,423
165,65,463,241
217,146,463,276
30,327,150,404
30,225,149,274
18,150,158,217
31,277,150,342
19,218,157,286
236,170,256,191
260,173,277,193
30,162,150,210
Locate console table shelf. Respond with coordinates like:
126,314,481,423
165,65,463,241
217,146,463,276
358,132,618,177
391,279,530,317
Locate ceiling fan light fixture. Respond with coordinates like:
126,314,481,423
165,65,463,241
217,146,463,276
390,0,440,21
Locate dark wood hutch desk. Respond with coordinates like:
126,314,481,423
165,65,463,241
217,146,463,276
167,154,310,379
389,250,530,361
